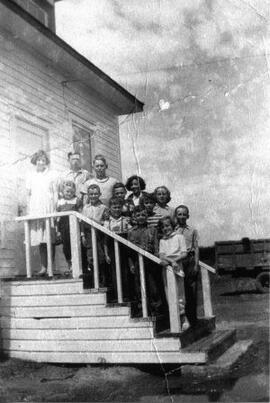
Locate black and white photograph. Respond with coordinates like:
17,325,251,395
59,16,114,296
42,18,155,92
0,0,269,402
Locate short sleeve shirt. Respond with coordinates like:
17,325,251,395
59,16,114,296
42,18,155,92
82,176,118,207
82,201,108,224
175,225,199,252
153,204,175,221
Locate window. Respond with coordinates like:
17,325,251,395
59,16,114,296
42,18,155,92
72,122,94,172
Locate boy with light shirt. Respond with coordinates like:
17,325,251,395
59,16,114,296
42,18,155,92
175,205,199,327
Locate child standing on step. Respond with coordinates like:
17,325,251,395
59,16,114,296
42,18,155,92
153,186,175,223
112,182,134,217
81,184,108,287
56,180,82,275
128,205,162,315
159,215,189,331
140,192,161,228
175,205,199,327
103,197,132,301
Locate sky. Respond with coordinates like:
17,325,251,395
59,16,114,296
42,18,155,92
55,0,270,246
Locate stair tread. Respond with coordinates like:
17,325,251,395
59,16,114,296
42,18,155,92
183,329,236,352
181,339,253,377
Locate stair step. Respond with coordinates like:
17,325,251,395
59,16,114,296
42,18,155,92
183,329,237,362
155,317,215,348
181,339,253,377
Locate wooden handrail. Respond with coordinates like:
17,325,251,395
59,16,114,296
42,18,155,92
16,211,216,328
16,212,216,274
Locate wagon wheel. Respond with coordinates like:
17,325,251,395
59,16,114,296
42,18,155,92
255,272,270,293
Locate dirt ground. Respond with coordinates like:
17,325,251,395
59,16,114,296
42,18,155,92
0,275,269,402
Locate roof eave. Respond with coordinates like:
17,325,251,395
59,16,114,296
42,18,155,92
0,0,144,115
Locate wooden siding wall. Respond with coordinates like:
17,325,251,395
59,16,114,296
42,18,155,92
0,28,122,277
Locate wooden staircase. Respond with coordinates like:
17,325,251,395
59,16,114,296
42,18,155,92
0,211,252,366
0,278,238,365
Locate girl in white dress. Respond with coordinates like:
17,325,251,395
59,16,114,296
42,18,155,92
26,150,57,276
159,215,189,330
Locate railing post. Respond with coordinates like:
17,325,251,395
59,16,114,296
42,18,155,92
166,265,181,333
114,239,123,303
138,254,148,318
24,221,32,278
45,218,53,278
91,226,99,289
201,267,213,317
69,215,82,279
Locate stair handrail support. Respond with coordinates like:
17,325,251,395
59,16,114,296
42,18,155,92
16,211,216,332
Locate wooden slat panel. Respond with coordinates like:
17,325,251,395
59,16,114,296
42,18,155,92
0,293,107,307
0,43,118,123
5,350,206,364
217,254,270,269
1,327,154,340
0,316,153,329
0,305,130,318
3,338,181,352
216,240,270,254
217,256,234,269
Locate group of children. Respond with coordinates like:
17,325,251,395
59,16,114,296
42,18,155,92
56,176,199,330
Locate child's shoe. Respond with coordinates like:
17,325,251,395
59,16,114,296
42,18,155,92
180,314,190,331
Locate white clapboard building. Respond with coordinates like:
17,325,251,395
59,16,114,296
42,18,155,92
0,0,143,277
0,0,250,367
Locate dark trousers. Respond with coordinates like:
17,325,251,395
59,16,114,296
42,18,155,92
62,231,71,262
104,236,130,301
129,258,167,314
39,243,56,268
183,257,198,326
58,217,71,262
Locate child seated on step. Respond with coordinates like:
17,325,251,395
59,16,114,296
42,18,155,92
81,184,108,287
127,205,162,315
159,215,189,331
56,180,82,275
103,197,132,301
153,186,175,223
112,182,134,217
175,205,199,327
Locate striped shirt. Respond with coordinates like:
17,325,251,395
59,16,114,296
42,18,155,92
147,212,162,228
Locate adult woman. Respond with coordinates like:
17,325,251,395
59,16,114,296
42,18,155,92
82,154,118,207
26,150,57,276
125,175,147,207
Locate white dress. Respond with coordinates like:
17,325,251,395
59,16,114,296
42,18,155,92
26,168,57,246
